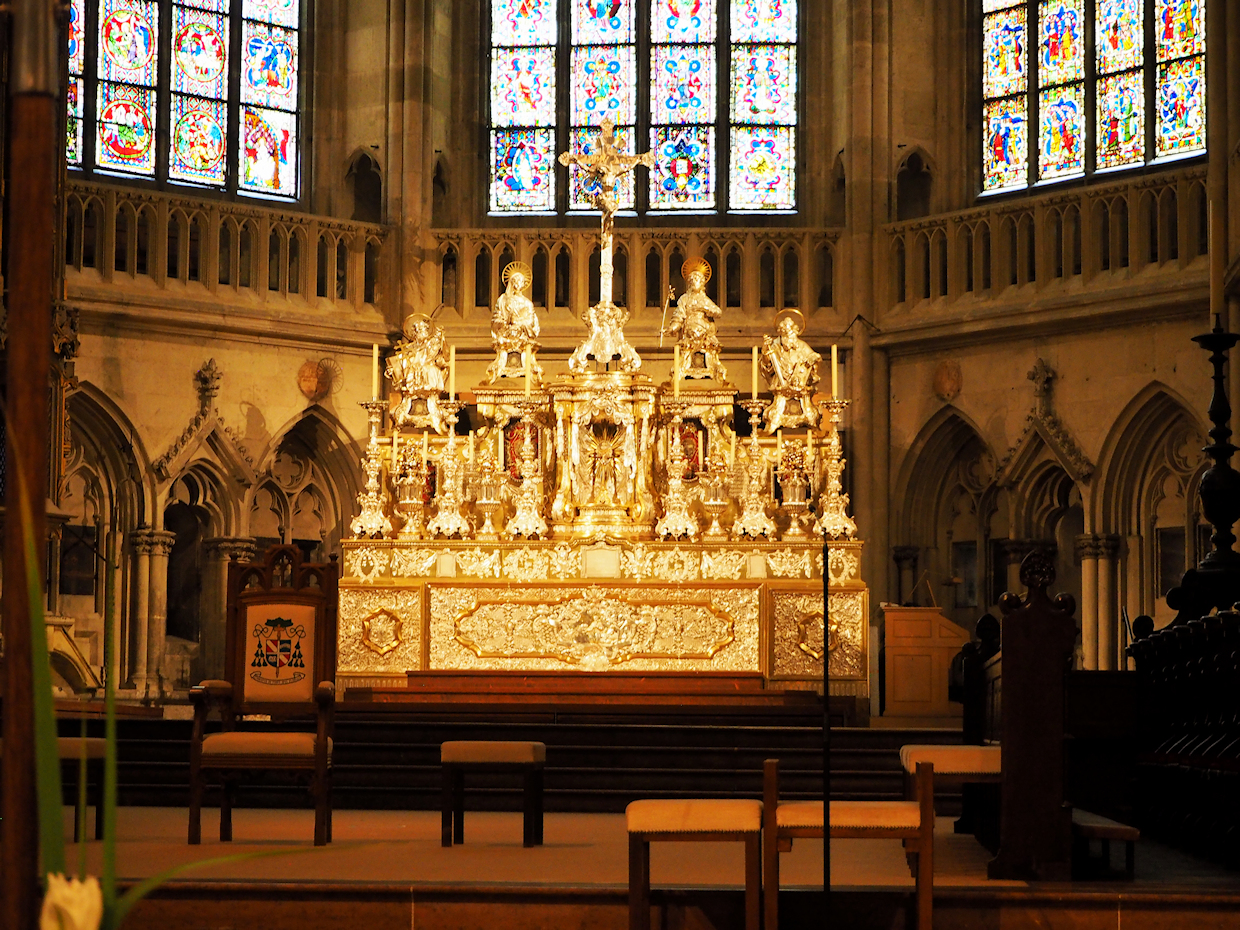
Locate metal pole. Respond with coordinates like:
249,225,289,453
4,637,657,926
822,540,831,925
1,2,58,928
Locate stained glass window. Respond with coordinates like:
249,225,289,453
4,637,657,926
982,0,1206,192
68,0,302,199
491,0,559,212
490,0,797,214
728,1,796,211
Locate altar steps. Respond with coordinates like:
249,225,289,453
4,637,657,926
105,709,962,814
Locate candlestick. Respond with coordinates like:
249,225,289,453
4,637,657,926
751,346,759,398
391,432,399,469
371,344,380,400
805,430,813,461
524,354,531,398
468,431,476,464
422,431,429,464
831,344,838,399
674,346,681,397
777,430,783,456
498,428,504,470
729,432,736,466
449,346,456,400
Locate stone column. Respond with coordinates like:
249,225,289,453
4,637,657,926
146,530,175,697
1096,535,1121,670
892,545,919,605
130,529,154,692
104,528,122,690
1076,534,1103,670
201,537,257,680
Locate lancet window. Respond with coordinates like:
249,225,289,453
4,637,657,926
488,0,800,215
67,0,303,200
982,0,1205,194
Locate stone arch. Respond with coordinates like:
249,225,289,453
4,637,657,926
895,148,934,221
346,149,383,224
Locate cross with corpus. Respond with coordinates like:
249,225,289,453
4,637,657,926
559,117,654,307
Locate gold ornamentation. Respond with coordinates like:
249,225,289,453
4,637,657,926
351,401,394,539
488,263,543,384
767,548,812,579
663,260,726,382
361,608,404,656
426,403,473,539
391,547,438,578
346,546,389,584
339,588,424,675
760,310,822,432
701,549,749,580
733,401,777,539
550,543,581,579
622,544,653,580
455,548,501,578
771,588,867,681
387,315,450,432
503,546,552,581
430,584,760,673
826,546,861,585
655,401,700,539
506,404,549,539
814,399,858,539
652,547,700,582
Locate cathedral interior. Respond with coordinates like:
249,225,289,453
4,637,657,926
2,0,1240,927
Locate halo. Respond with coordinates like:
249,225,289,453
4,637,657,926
681,257,712,284
502,261,533,289
774,308,805,332
401,312,432,339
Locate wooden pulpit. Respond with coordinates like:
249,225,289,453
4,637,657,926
883,606,970,719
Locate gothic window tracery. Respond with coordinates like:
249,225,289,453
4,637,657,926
67,0,304,200
981,0,1204,194
489,0,799,215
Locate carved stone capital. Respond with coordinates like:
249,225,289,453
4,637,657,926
998,539,1040,565
1074,533,1106,560
147,530,176,558
204,536,258,562
892,545,919,569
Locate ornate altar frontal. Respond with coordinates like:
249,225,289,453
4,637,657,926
338,123,868,698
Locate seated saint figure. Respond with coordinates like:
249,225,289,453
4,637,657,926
487,261,544,384
759,309,822,432
387,313,450,430
663,257,727,381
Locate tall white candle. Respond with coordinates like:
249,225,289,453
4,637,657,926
729,432,736,465
751,346,759,398
371,344,380,400
524,354,531,399
674,346,681,398
468,431,475,464
831,344,838,399
498,429,504,470
777,430,783,457
422,431,429,463
391,432,400,469
449,346,456,400
805,430,813,461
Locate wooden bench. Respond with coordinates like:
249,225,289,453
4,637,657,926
1072,808,1139,880
765,759,935,930
626,798,762,930
900,742,1002,843
440,740,545,848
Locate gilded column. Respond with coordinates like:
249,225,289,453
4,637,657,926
201,537,257,679
1096,535,1121,671
130,529,154,691
146,531,176,696
1076,534,1103,670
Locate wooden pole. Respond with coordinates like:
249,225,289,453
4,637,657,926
1,2,58,928
822,540,831,925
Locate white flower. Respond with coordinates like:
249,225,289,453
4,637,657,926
40,873,103,930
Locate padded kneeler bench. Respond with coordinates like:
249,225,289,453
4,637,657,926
440,740,546,847
626,799,762,930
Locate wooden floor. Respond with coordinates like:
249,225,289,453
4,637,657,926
32,805,1240,930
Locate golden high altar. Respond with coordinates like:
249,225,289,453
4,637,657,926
337,120,868,706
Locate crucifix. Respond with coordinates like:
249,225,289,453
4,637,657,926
559,117,654,308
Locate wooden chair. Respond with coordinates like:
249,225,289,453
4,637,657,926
764,758,935,930
188,545,338,846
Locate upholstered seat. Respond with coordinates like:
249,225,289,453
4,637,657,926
201,732,333,761
627,798,763,930
626,798,762,835
0,736,107,840
441,740,545,765
829,800,921,831
899,744,1001,775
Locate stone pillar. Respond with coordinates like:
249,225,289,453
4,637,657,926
146,530,175,697
1096,535,1121,670
1076,534,1103,670
892,545,919,605
201,537,257,680
104,528,122,689
130,530,154,691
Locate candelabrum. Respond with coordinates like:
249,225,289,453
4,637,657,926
505,400,549,538
732,400,777,539
471,449,505,540
777,444,810,540
395,453,428,540
814,399,858,539
426,400,473,539
655,399,699,540
350,400,393,539
698,446,733,540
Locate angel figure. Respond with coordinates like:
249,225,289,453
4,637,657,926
663,257,726,381
487,261,544,384
759,309,822,432
387,313,450,430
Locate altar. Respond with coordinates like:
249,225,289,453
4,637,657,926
336,120,869,708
